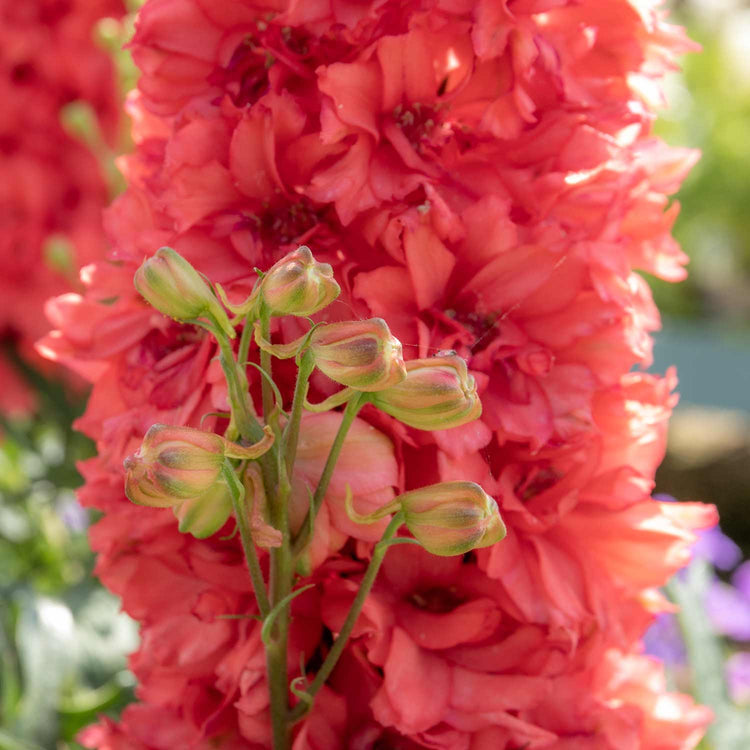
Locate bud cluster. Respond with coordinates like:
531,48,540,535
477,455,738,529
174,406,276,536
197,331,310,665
129,245,498,552
125,245,506,736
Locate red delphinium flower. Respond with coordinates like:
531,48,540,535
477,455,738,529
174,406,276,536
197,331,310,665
0,0,123,413
40,0,717,746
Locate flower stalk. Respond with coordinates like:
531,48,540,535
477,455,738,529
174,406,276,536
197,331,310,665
223,462,271,619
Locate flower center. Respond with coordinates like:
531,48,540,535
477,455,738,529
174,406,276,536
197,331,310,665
240,198,328,249
518,466,562,501
213,23,352,107
409,585,466,613
211,32,273,107
392,102,440,150
423,306,501,356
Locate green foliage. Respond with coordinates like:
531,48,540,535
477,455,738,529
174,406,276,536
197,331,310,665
653,8,750,325
0,369,137,749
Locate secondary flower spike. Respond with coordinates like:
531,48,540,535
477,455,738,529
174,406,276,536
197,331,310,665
124,424,274,507
370,355,481,430
134,247,235,338
309,318,406,391
399,481,506,556
259,245,340,316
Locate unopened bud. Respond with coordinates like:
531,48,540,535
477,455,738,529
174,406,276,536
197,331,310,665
173,482,233,538
124,425,226,507
370,355,481,430
309,318,406,391
134,247,235,338
260,246,340,316
124,424,274,508
399,481,506,556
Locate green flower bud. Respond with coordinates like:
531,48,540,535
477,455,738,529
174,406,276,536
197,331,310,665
309,318,406,391
399,481,506,556
124,424,227,507
134,247,235,338
173,482,233,539
124,424,274,507
370,355,481,430
260,246,340,316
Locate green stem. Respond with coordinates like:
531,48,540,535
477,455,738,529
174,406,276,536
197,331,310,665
289,512,404,724
238,311,255,373
259,307,275,423
266,635,290,750
292,393,366,557
283,350,315,476
223,463,270,619
215,333,265,444
261,335,301,750
266,464,293,750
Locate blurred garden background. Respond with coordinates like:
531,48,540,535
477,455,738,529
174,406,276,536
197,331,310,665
1,0,750,748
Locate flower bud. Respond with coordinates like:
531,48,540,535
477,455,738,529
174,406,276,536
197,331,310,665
309,318,407,391
260,246,340,316
173,482,233,538
398,481,506,556
370,355,481,430
123,424,274,507
134,247,235,338
124,425,226,507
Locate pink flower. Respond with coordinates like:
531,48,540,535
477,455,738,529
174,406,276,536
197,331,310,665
0,0,124,413
39,0,715,746
291,412,399,568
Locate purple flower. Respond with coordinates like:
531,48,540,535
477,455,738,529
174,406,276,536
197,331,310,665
727,652,750,704
705,580,750,641
57,495,89,532
692,525,743,571
731,561,750,599
643,612,687,665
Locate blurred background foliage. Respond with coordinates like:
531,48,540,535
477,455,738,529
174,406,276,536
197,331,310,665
0,364,137,750
0,8,140,749
649,6,750,747
1,0,750,748
653,0,750,325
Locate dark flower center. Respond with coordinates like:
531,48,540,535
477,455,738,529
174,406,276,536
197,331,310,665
238,197,328,250
409,585,466,613
392,102,440,149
